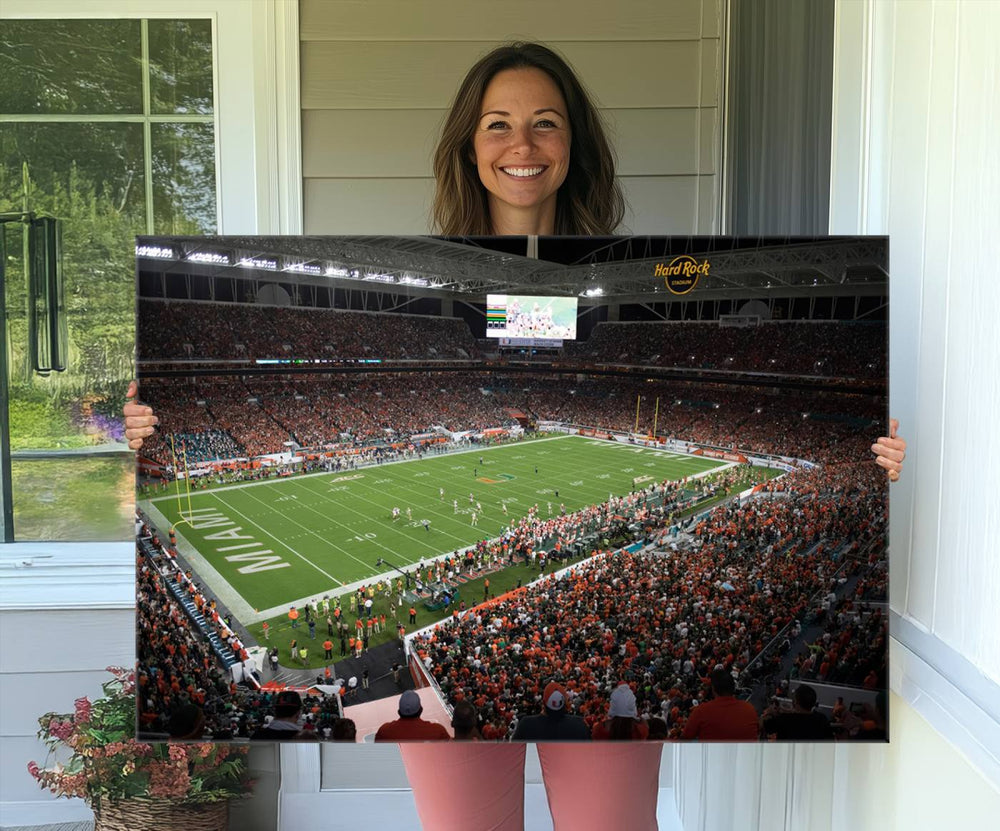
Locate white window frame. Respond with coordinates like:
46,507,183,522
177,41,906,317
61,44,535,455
0,0,302,607
1,0,302,236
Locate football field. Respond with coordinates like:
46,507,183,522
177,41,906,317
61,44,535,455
142,435,727,616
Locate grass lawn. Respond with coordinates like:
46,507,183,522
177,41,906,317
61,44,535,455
13,455,134,541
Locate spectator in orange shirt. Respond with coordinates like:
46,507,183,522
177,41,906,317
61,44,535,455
681,670,758,741
374,690,450,742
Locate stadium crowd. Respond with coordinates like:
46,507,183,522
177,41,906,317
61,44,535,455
787,566,888,688
139,300,883,381
136,529,358,740
136,373,521,467
562,320,885,379
412,457,886,740
135,371,882,473
139,300,481,362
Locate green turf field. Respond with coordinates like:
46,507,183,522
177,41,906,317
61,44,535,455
142,435,726,612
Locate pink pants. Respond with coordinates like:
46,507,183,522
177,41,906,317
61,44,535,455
400,743,662,831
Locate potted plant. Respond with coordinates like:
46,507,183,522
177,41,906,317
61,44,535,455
28,666,253,830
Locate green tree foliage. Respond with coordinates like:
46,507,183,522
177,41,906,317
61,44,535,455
0,20,143,115
1,18,217,448
2,157,140,442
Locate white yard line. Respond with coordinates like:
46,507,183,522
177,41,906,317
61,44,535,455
145,433,735,624
148,433,578,502
210,490,345,585
296,475,474,550
141,499,258,621
234,478,439,572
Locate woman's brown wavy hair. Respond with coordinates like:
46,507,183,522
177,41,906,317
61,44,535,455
432,42,625,236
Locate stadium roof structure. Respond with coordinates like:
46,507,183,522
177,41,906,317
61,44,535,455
136,235,887,306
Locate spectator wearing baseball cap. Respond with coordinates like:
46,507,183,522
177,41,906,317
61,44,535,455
512,681,590,741
374,690,451,742
592,683,649,741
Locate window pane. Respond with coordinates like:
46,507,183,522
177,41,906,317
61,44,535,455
2,122,142,540
0,20,142,115
11,456,134,541
151,123,218,234
1,123,147,222
148,19,215,115
1,16,219,542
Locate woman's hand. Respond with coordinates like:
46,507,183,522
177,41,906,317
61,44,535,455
871,418,906,481
123,380,158,450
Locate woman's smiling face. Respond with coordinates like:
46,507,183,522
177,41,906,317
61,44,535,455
472,67,571,233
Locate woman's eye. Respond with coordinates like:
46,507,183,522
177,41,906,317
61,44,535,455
536,119,558,128
486,120,509,130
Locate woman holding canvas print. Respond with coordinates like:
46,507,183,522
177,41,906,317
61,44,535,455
125,42,906,831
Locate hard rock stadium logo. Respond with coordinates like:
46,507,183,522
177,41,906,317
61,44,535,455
654,255,710,295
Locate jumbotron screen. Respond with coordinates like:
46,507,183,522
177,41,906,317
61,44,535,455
485,294,578,341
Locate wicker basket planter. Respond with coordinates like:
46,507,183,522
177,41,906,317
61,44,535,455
93,798,229,831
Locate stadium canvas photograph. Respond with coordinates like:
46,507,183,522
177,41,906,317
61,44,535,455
135,235,890,744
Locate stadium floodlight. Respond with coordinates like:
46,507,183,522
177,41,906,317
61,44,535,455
188,250,231,265
584,286,603,297
363,273,395,283
285,262,323,275
237,256,278,270
325,266,350,278
399,275,429,287
136,244,176,259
